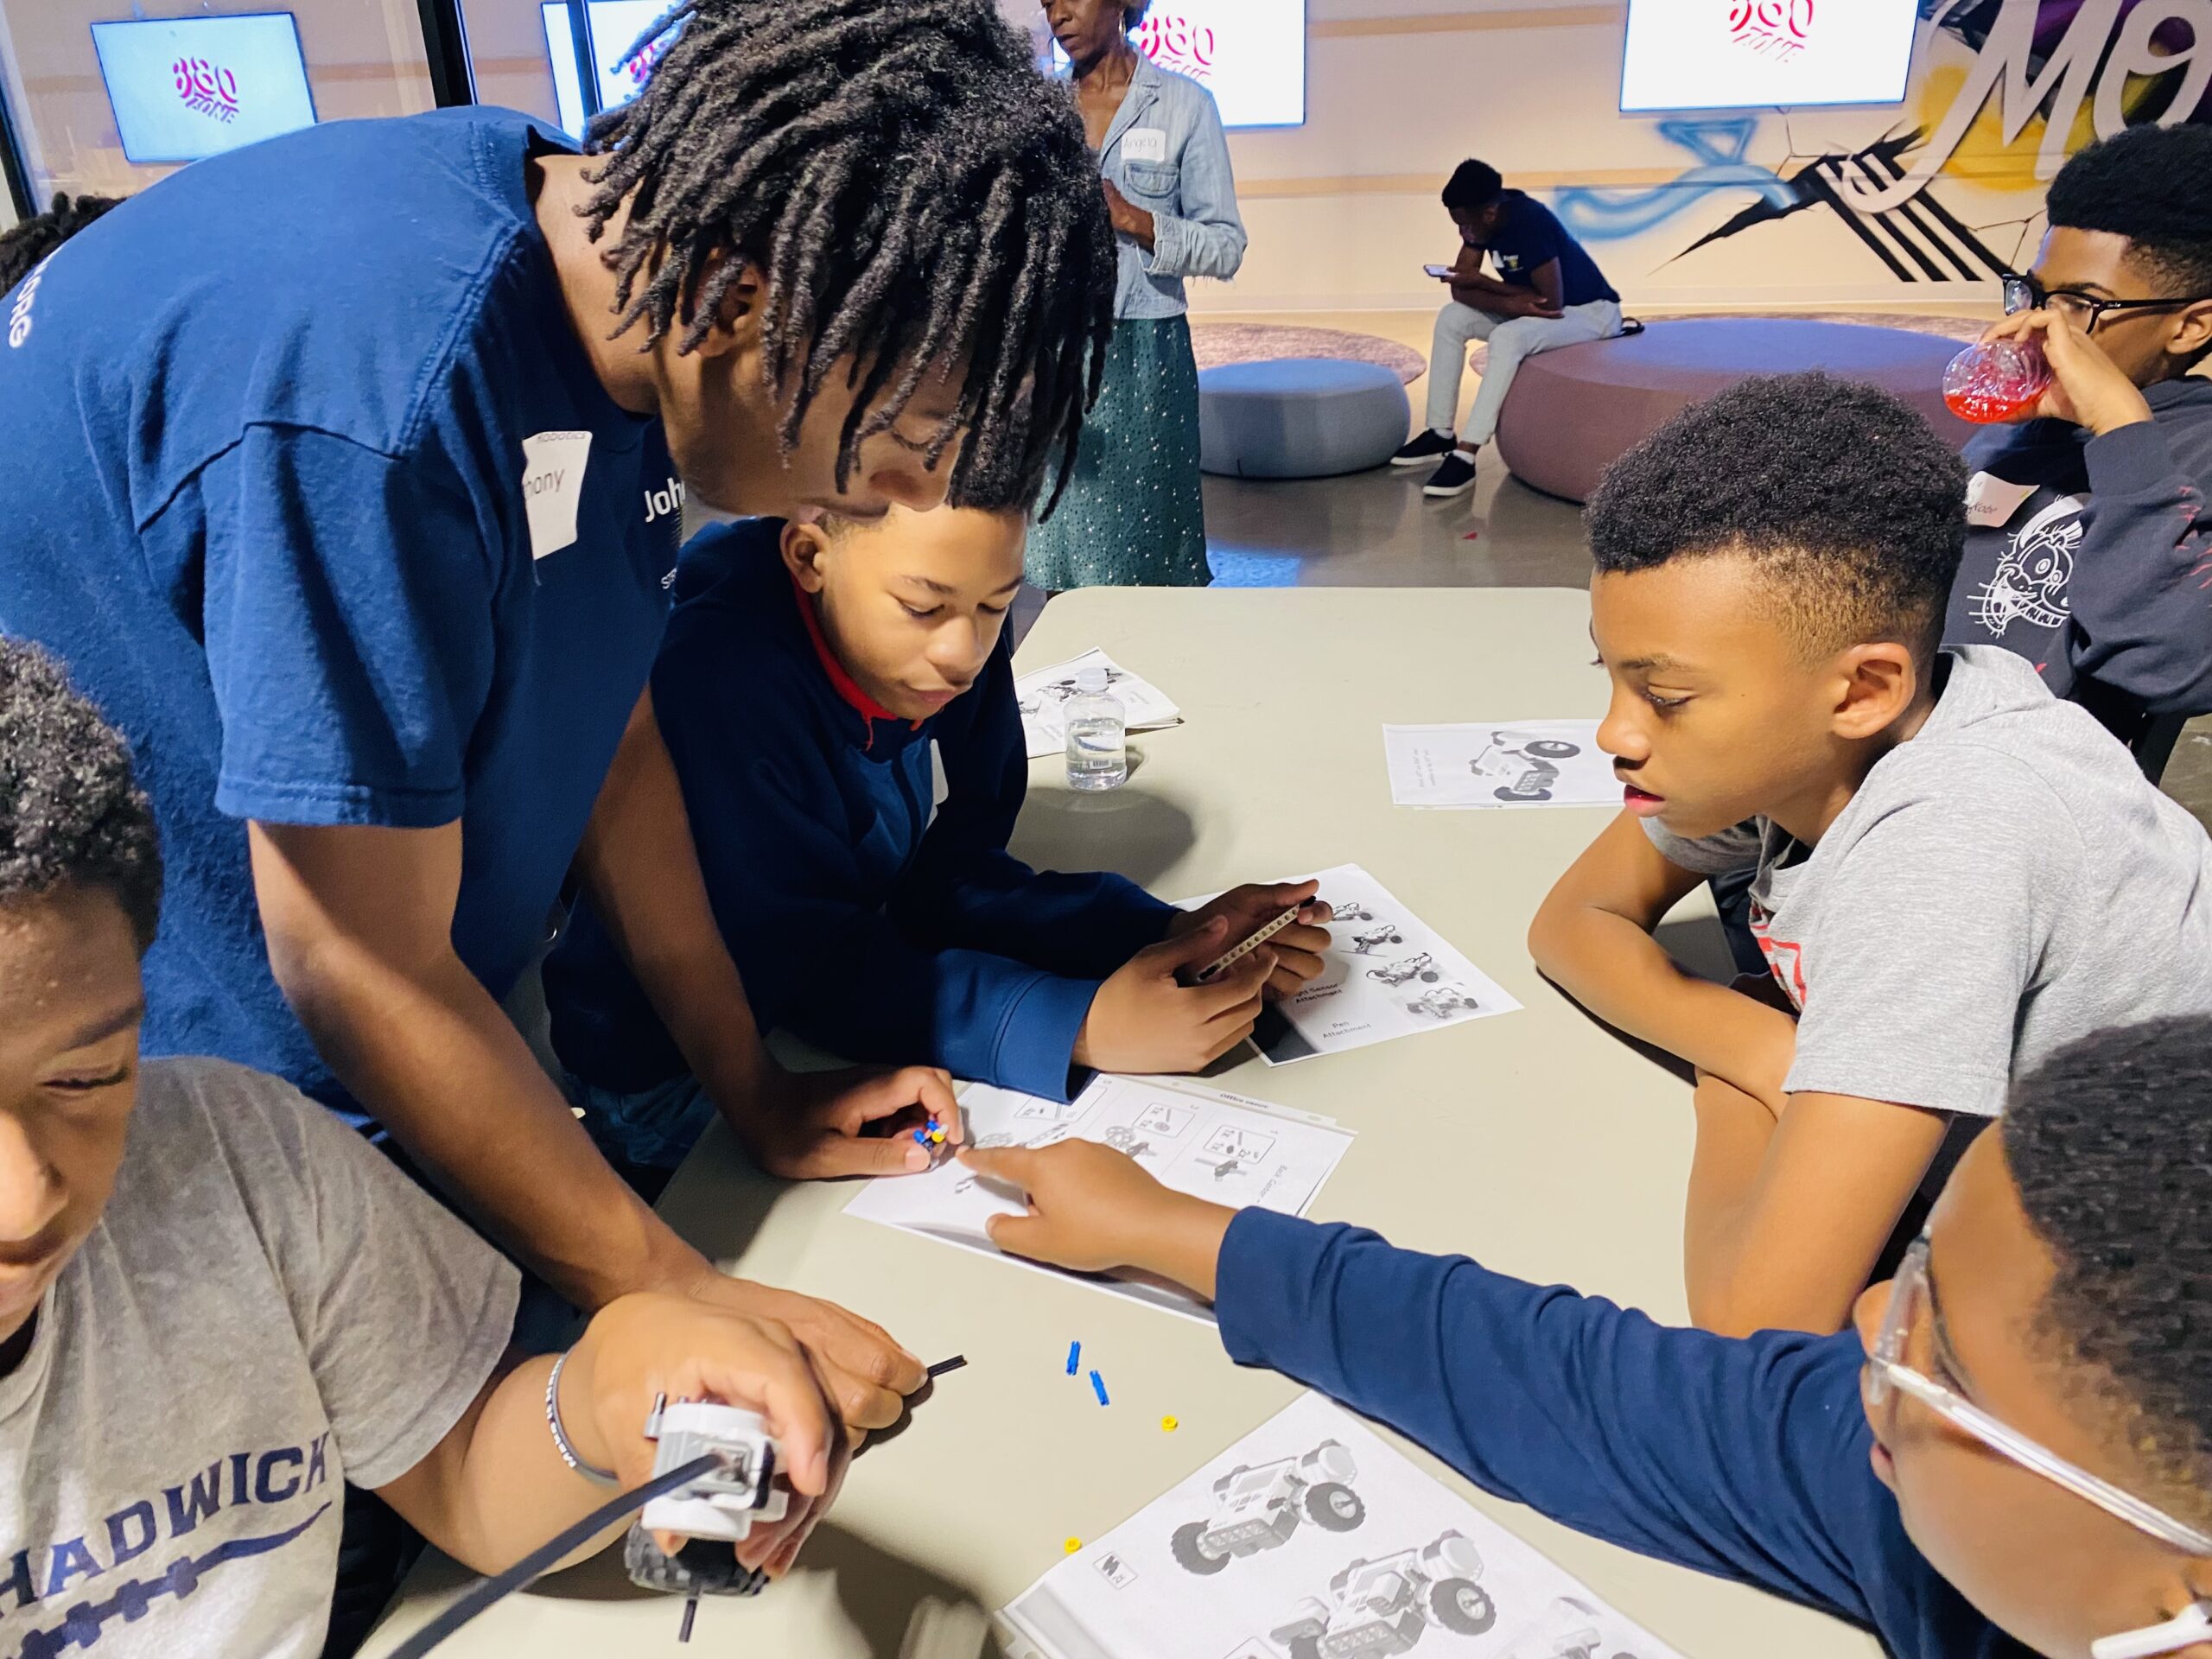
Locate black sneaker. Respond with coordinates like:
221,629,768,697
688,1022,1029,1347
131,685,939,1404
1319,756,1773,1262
1422,450,1478,498
1390,429,1458,467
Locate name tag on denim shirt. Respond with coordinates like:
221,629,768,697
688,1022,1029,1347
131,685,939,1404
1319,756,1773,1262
1121,126,1167,162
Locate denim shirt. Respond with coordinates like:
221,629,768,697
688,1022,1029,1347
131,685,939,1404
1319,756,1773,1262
1089,55,1247,320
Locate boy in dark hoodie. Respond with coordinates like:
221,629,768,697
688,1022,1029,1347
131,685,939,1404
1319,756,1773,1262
1949,124,2212,743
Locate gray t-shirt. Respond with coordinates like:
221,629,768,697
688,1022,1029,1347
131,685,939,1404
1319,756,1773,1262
0,1058,517,1658
1649,646,2212,1116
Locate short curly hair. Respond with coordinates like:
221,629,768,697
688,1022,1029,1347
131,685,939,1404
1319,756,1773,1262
0,640,161,953
1441,160,1503,213
2047,124,2212,296
1585,373,1968,664
2005,1015,2212,1528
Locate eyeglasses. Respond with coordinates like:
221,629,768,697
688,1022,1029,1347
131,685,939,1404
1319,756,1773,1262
2003,274,2212,335
1866,1232,2212,1556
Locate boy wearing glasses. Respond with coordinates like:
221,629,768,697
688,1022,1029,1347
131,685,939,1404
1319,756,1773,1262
960,1014,2212,1659
1950,124,2212,742
1518,374,2212,1342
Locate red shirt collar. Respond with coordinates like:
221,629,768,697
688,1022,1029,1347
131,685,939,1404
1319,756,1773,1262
787,568,914,748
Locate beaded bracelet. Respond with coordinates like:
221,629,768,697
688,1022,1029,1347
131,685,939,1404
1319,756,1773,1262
543,1349,619,1487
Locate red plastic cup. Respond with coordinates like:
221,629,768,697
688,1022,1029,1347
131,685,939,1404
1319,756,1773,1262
1942,336,2053,424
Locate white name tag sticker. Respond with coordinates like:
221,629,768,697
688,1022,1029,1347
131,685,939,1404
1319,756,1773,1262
1120,126,1167,162
520,430,594,561
1965,470,2038,531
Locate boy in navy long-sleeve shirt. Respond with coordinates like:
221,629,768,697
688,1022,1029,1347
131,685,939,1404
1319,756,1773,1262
966,1014,2212,1659
1945,125,2212,737
543,505,1332,1168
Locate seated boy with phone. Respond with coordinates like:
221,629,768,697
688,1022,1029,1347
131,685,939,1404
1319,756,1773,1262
1391,159,1623,499
542,502,1331,1173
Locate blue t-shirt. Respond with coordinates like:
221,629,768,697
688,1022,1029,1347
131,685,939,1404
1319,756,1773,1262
1478,190,1619,307
0,109,681,1122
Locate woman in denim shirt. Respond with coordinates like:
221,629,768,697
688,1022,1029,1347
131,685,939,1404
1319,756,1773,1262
1031,0,1246,588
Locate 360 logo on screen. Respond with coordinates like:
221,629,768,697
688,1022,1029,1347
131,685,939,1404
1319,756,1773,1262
172,55,240,124
1134,13,1218,79
1726,0,1814,60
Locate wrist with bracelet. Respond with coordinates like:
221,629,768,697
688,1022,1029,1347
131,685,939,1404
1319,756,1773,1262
544,1348,619,1487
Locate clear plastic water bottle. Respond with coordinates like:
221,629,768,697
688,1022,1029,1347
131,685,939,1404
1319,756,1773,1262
1064,665,1128,791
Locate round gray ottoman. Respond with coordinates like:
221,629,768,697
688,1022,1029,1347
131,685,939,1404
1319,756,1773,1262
1493,319,1977,505
1198,357,1413,480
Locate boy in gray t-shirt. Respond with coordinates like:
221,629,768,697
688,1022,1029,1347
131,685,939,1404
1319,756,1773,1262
1529,375,2212,1342
0,643,847,1658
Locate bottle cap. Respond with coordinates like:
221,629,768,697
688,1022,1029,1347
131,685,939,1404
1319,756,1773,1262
1077,666,1109,694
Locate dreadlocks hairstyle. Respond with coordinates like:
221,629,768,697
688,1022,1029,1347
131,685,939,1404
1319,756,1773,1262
579,0,1117,514
2005,1015,2212,1524
0,193,122,296
0,639,162,953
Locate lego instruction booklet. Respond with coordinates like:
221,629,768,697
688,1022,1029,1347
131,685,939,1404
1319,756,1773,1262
999,1391,1685,1659
1018,647,1184,759
1382,722,1618,810
841,1075,1353,1323
1192,864,1520,1065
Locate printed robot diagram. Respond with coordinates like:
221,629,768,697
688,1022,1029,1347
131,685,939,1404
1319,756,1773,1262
1468,733,1584,805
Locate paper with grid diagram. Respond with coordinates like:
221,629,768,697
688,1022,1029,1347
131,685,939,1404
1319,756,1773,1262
842,1075,1351,1324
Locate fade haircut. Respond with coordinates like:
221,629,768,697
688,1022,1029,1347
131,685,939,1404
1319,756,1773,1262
0,640,161,953
2005,1015,2212,1526
579,0,1117,514
1441,160,1503,213
1585,373,1969,665
2047,124,2212,299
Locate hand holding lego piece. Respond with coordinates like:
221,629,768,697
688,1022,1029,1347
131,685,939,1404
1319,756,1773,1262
1076,919,1274,1073
960,1140,1233,1298
1171,879,1334,997
744,1062,963,1179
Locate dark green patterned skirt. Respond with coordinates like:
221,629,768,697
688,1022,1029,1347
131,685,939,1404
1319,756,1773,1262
1026,314,1211,590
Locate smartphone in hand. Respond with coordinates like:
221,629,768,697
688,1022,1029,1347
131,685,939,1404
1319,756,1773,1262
1423,264,1453,279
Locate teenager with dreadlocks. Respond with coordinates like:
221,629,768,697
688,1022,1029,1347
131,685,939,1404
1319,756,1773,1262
0,0,1111,1515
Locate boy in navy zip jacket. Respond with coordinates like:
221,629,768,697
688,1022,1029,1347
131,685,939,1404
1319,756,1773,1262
965,1014,2212,1659
1946,125,2212,737
543,505,1331,1170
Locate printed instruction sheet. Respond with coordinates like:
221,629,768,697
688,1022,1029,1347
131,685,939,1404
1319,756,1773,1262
842,1075,1352,1322
1019,648,1183,759
1383,722,1617,809
1000,1391,1685,1659
1192,863,1519,1065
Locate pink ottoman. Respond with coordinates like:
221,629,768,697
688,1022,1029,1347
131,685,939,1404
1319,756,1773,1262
1493,319,1976,505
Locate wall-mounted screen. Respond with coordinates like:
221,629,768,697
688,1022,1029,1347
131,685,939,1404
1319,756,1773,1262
1619,0,1918,112
543,1,683,139
91,13,318,165
1052,0,1306,130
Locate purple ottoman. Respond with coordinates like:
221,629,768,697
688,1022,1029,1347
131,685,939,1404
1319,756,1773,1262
1493,319,1976,505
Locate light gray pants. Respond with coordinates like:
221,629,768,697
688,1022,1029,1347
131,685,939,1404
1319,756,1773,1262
1426,297,1624,443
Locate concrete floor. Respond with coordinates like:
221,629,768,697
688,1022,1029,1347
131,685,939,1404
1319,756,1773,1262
1179,307,2212,833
